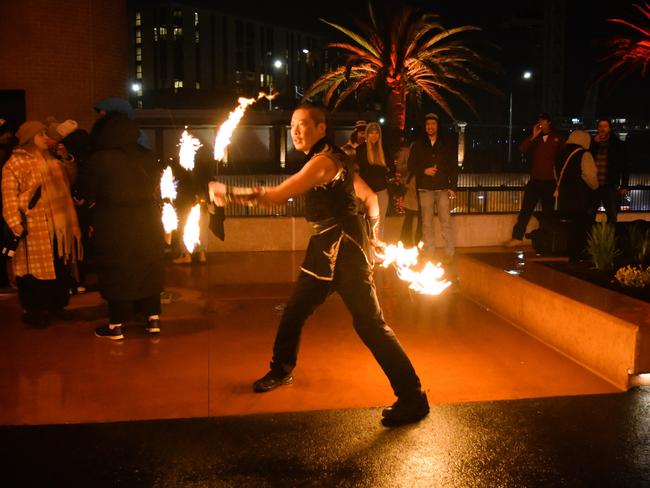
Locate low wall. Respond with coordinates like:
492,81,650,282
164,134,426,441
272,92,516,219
457,253,650,389
207,213,649,252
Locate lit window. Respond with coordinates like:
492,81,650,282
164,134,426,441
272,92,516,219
159,26,167,39
195,81,200,89
135,12,141,27
137,100,143,108
173,27,183,39
194,12,199,26
135,29,142,45
136,64,142,79
174,80,183,88
195,31,199,43
153,27,158,42
136,47,142,62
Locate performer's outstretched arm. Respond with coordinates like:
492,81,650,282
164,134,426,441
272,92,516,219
209,154,338,206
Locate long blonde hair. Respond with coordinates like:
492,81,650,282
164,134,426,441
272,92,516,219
365,122,386,166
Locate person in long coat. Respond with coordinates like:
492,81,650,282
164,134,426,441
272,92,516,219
2,121,81,326
87,113,165,340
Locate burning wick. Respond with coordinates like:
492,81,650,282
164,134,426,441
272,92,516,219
377,241,451,296
178,127,203,171
183,203,201,252
213,91,278,161
160,166,179,238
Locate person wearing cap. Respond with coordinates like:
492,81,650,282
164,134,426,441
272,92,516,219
341,120,367,158
407,113,457,260
1,121,82,326
506,112,565,247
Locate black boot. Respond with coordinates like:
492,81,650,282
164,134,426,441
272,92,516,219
253,370,293,393
381,391,429,426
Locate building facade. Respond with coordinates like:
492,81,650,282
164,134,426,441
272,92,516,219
128,1,326,110
0,0,128,130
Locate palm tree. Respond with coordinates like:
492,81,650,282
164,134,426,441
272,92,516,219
305,3,501,130
597,2,650,83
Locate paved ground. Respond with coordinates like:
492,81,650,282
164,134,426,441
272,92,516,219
2,388,648,487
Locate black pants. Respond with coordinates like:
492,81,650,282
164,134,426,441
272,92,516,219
270,239,422,398
593,185,620,223
400,209,422,247
16,254,70,313
108,294,160,324
512,180,556,240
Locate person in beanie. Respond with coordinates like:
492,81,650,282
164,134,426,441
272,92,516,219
2,121,82,326
87,113,165,340
554,130,598,261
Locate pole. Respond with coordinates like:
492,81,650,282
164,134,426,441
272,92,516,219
507,91,513,164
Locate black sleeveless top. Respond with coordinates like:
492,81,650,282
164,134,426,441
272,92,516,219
299,145,373,280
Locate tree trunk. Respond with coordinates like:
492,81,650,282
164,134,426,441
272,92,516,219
386,85,406,131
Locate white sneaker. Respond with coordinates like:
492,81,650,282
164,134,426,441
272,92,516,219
504,238,524,248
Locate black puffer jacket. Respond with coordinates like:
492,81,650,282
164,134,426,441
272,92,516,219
87,113,164,301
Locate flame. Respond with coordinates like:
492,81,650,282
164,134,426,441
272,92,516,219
213,92,277,161
178,128,203,171
377,241,451,296
162,202,178,234
183,203,201,253
160,166,177,201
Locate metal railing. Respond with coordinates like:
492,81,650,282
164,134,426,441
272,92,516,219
214,174,650,217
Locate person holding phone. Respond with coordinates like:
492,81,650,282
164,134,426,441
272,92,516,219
506,112,565,247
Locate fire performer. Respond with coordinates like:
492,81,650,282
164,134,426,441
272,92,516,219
208,103,429,426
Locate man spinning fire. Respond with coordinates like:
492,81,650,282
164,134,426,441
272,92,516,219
208,103,429,426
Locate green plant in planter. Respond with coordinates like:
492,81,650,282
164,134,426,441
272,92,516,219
586,222,621,270
625,224,650,264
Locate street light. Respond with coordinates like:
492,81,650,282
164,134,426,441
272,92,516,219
273,59,283,69
508,70,533,164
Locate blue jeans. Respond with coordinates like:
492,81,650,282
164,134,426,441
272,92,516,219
418,189,454,257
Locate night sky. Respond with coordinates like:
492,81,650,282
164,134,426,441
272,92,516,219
221,0,649,122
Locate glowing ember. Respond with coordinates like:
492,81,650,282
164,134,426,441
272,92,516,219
213,92,277,161
162,202,178,234
178,127,203,171
160,166,177,201
377,241,450,296
183,203,201,252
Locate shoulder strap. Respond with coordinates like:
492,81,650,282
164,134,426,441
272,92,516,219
553,147,583,207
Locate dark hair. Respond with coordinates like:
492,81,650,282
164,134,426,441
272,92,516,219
597,118,612,128
294,101,328,127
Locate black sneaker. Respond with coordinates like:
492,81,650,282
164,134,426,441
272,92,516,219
253,371,293,393
95,324,124,340
381,391,429,426
145,319,160,334
22,310,47,328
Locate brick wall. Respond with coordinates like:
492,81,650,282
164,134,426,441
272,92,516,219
0,0,128,130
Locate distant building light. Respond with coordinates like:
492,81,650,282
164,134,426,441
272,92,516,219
302,49,309,54
379,117,386,124
571,118,580,124
274,60,283,69
522,70,532,80
131,83,141,92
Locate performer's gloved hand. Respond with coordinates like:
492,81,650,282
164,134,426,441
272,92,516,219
367,215,386,258
208,181,227,206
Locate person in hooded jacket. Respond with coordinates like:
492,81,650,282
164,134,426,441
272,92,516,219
87,113,165,340
554,130,598,261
